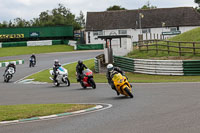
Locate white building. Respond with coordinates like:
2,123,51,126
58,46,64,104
85,7,200,44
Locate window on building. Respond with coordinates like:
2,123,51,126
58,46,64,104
93,31,103,36
170,27,177,32
142,28,151,34
118,30,127,35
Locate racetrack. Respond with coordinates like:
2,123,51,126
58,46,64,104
1,50,200,133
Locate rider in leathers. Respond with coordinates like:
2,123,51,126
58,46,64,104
53,60,61,82
106,64,125,95
76,60,88,82
3,62,16,76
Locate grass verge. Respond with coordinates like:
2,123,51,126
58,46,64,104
26,59,107,83
0,60,18,63
0,45,74,57
0,104,95,121
26,59,200,83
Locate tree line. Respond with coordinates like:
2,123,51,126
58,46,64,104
0,4,85,30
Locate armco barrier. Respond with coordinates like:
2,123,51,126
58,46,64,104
0,40,69,48
2,41,27,47
76,44,103,50
133,59,183,75
94,58,100,73
113,56,199,75
113,56,134,72
0,60,24,68
183,60,200,75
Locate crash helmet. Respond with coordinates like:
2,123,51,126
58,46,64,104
54,59,59,65
78,60,83,65
107,64,113,72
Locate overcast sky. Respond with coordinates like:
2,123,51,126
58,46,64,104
0,0,197,23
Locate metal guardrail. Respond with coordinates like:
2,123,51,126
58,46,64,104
183,60,200,75
94,58,100,73
113,56,134,72
113,56,200,76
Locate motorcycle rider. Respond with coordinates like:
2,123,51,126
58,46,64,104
3,62,16,76
76,60,88,82
53,59,61,82
106,64,125,95
29,53,36,67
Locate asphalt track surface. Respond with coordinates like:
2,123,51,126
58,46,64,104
1,50,200,133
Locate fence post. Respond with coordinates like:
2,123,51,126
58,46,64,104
156,40,158,55
179,42,181,56
193,42,196,55
167,41,170,55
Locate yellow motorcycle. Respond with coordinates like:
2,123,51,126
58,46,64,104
112,73,133,98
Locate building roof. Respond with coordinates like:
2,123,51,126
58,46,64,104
86,7,200,31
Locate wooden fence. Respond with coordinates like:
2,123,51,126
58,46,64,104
138,40,200,56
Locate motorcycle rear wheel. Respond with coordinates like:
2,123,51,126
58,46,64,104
80,81,86,89
124,87,133,98
4,75,10,82
54,82,60,87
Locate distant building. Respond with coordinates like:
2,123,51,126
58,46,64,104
85,7,200,44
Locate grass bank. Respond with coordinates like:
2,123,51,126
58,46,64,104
0,104,94,121
128,27,200,60
26,59,200,83
0,45,74,57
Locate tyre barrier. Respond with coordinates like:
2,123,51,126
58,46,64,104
0,60,24,68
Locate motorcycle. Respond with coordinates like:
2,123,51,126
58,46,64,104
112,72,133,98
49,66,70,87
29,57,36,67
79,69,96,89
4,67,15,82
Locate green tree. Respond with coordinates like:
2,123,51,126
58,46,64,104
1,21,8,28
35,3,81,29
13,18,30,27
76,11,85,29
107,5,126,11
195,0,200,12
140,1,157,9
195,0,200,6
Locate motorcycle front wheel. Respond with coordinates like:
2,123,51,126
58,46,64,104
89,78,96,89
124,87,133,98
65,77,70,86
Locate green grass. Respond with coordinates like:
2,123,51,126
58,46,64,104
169,27,200,42
127,47,200,60
0,60,18,63
27,59,107,83
128,27,200,59
0,104,94,121
0,45,74,57
26,59,200,83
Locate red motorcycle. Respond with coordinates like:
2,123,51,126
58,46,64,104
79,69,96,89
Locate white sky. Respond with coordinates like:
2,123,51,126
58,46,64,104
0,0,197,22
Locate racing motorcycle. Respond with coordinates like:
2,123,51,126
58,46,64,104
112,72,133,98
49,66,70,87
4,67,15,82
29,57,36,67
78,69,96,89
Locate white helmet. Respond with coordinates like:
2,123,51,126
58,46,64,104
107,64,113,72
